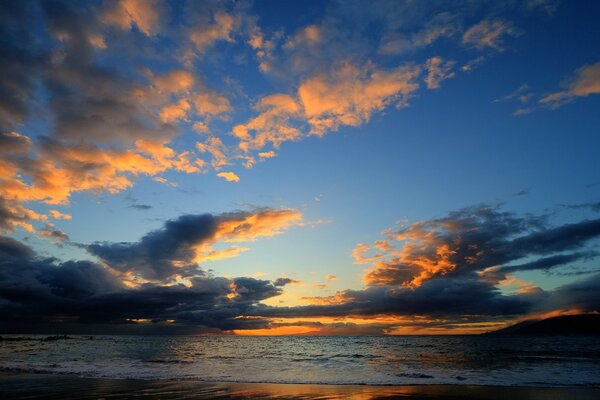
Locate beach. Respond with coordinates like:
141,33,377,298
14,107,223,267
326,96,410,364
2,372,600,400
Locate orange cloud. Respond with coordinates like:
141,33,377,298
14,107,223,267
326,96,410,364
298,62,421,135
193,208,303,265
258,151,276,159
232,62,420,153
196,137,230,168
102,0,163,36
217,171,240,182
39,224,69,243
232,94,302,152
213,208,303,243
194,92,231,117
541,61,600,108
353,218,483,288
0,136,208,233
152,70,196,94
189,12,236,52
49,210,72,220
160,99,191,123
284,25,321,49
425,56,455,89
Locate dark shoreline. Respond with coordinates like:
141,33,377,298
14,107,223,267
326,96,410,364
1,372,600,400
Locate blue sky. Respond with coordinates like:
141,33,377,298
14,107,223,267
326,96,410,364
1,0,599,334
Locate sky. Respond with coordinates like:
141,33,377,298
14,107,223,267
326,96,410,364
1,0,599,335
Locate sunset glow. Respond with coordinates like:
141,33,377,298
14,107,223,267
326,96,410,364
0,0,599,338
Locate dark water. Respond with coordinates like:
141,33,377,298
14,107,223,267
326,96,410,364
1,335,599,386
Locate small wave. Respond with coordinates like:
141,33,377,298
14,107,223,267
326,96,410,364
396,373,434,379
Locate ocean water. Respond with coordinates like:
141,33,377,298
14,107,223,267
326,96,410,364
1,335,599,387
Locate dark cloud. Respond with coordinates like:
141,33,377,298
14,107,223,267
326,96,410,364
2,205,600,334
543,273,600,313
0,197,35,233
129,204,153,210
0,1,45,131
501,252,597,274
87,213,218,281
0,0,176,143
0,234,283,333
0,131,32,154
266,206,600,323
86,208,300,281
560,201,600,212
0,235,35,260
273,277,301,286
39,0,177,144
360,207,600,288
260,273,536,319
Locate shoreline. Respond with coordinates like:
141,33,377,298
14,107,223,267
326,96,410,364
2,372,600,399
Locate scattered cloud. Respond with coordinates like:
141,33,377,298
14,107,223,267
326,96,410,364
425,56,455,89
494,84,533,104
462,19,518,51
101,0,164,36
217,171,240,182
541,61,600,108
129,204,153,211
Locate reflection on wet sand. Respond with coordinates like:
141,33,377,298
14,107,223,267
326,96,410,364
1,373,600,400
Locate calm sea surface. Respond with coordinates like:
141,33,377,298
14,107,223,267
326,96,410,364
1,335,599,386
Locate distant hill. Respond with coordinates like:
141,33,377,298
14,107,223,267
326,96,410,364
487,314,600,335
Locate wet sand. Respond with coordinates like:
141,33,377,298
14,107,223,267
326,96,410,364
1,372,599,399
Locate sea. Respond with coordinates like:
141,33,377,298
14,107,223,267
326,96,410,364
1,335,599,387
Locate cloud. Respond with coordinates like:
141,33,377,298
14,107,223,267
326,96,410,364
49,210,72,220
541,61,600,108
0,1,42,132
542,273,600,313
462,19,518,51
86,208,302,281
128,204,152,211
39,224,70,244
258,151,276,159
101,0,164,36
354,206,600,288
461,56,486,72
561,201,600,212
0,207,305,332
493,84,533,104
424,57,455,89
284,25,321,49
0,131,32,153
232,93,303,152
188,12,237,53
233,61,421,153
273,277,302,286
217,171,240,182
254,205,600,329
196,137,231,168
2,205,599,334
0,0,548,236
378,13,459,56
160,99,191,123
299,62,421,134
0,234,284,333
0,137,205,208
325,274,337,281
